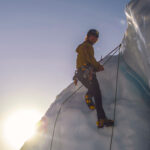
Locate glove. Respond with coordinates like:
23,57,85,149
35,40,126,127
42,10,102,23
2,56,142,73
74,78,78,86
97,65,104,72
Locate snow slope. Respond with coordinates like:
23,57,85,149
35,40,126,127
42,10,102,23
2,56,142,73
20,0,150,150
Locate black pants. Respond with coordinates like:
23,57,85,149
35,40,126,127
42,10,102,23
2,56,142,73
77,69,106,120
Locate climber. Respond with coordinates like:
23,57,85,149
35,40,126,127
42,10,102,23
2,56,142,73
73,29,114,128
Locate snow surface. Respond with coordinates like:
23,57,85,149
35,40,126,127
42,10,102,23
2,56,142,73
20,0,150,150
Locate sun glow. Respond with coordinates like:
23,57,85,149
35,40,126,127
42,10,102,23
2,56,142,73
3,109,41,149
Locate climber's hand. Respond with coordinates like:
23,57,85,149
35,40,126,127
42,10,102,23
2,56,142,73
74,79,78,86
97,65,104,72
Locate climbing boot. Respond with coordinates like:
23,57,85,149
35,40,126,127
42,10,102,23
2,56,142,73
96,118,114,128
96,119,105,128
104,118,114,127
85,94,95,110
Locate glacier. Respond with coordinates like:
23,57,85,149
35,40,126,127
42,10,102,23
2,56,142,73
20,0,150,150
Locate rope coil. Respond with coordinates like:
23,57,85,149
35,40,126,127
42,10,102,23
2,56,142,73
49,44,121,150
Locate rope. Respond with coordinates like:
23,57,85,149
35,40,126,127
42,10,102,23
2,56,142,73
99,44,121,64
109,46,121,150
49,44,121,150
49,85,83,150
101,47,120,66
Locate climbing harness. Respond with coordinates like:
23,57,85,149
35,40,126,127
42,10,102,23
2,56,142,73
49,44,121,150
73,64,95,85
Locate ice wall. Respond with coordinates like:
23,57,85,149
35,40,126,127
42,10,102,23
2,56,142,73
121,0,150,87
20,0,150,150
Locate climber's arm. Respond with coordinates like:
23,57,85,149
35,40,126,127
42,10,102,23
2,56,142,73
85,46,104,71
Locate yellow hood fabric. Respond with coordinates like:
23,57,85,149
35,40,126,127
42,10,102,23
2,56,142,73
76,40,101,71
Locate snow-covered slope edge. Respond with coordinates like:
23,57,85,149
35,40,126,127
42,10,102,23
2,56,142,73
20,0,150,150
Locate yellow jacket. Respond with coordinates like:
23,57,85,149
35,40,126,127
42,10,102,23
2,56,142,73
76,40,101,71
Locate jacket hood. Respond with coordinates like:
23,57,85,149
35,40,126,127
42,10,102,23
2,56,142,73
76,41,92,53
76,46,80,53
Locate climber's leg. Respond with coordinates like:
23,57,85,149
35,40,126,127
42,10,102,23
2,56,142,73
88,74,106,120
77,69,95,110
85,91,95,110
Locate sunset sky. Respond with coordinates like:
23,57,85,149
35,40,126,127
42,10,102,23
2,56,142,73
0,0,129,150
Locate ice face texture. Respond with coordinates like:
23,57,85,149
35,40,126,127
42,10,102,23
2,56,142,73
122,0,150,87
20,0,150,150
